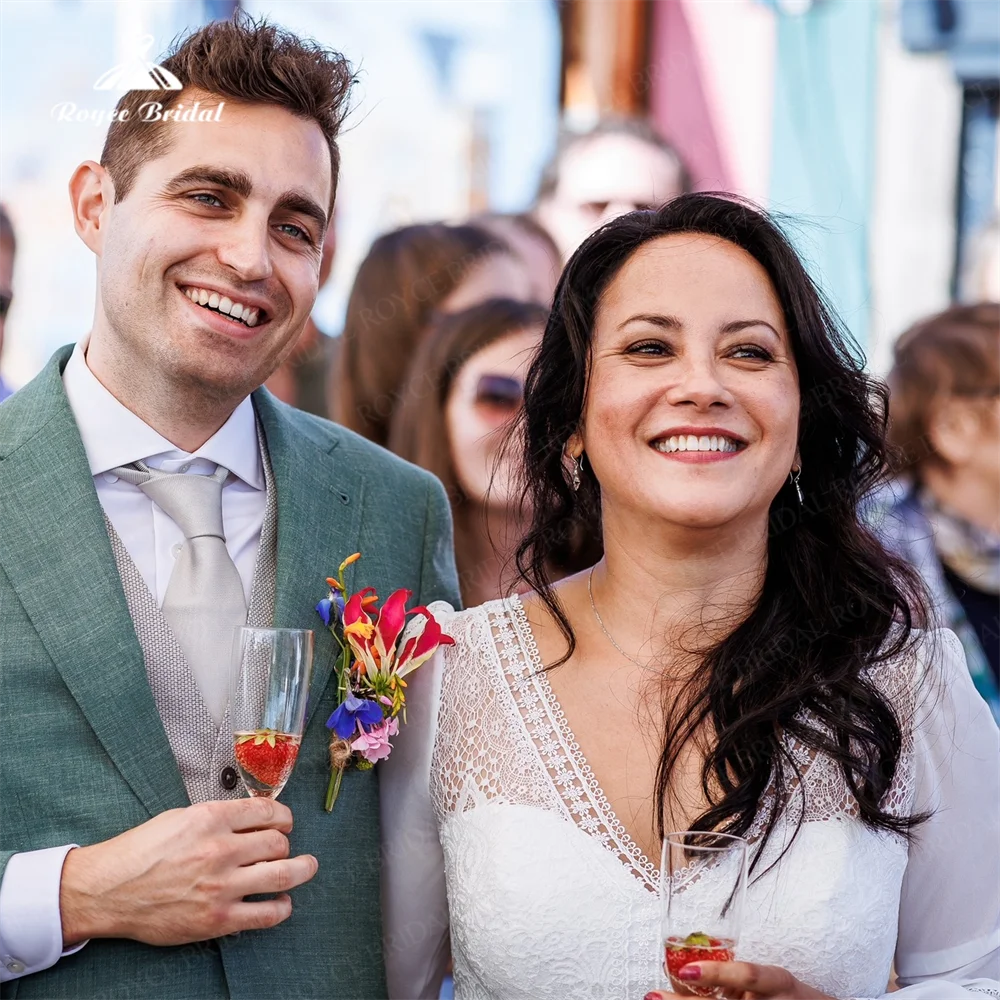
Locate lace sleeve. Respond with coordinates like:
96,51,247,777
380,604,455,1000
888,628,1000,997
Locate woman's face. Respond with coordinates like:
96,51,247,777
446,326,542,508
576,233,800,533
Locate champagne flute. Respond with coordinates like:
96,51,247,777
231,627,314,799
660,831,748,998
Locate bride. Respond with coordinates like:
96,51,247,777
380,194,999,999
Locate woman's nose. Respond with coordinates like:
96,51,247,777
664,358,735,409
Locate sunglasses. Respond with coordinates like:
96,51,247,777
474,374,523,413
0,293,10,320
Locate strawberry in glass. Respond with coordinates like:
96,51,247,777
664,932,735,997
234,728,302,797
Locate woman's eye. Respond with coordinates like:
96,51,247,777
190,193,224,208
626,340,671,357
730,344,774,362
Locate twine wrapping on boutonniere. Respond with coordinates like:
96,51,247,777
315,553,454,812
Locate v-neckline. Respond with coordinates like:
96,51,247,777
501,593,662,894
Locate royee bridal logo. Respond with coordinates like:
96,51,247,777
50,34,224,126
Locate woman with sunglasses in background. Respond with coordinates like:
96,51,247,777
390,298,547,607
335,223,536,447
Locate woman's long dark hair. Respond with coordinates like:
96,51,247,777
515,194,930,872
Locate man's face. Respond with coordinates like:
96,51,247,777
538,133,685,262
0,237,13,357
93,94,332,400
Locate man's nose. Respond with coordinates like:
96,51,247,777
215,212,273,283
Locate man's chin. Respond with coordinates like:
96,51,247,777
166,354,267,404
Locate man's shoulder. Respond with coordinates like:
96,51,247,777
0,347,71,457
265,397,442,495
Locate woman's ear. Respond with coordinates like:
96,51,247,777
565,430,584,460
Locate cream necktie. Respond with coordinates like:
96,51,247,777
112,461,247,723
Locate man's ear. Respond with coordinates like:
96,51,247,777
69,161,115,256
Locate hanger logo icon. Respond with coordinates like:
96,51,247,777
94,35,183,92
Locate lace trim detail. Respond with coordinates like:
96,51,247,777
504,595,660,893
433,596,918,900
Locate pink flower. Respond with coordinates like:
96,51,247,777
350,716,399,763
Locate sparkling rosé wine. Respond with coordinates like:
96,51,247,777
664,933,735,998
233,729,301,797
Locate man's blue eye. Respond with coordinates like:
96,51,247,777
279,223,310,243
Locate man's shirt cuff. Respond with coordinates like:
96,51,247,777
0,845,87,981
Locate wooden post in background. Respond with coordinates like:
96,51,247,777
560,0,651,125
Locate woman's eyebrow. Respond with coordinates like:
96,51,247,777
617,314,781,338
720,319,781,338
617,313,683,331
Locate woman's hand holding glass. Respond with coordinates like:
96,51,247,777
645,961,834,999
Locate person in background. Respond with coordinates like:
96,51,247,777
473,212,561,304
389,298,546,607
0,204,16,402
335,222,533,446
961,214,1000,304
534,117,689,262
264,228,337,417
874,303,1000,719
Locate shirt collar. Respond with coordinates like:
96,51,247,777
62,339,264,491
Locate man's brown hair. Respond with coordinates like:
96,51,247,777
100,13,355,215
887,302,1000,475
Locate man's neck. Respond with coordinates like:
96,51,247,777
84,339,241,453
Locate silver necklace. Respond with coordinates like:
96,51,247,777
587,567,655,671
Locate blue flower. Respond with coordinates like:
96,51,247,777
316,591,346,627
326,692,384,739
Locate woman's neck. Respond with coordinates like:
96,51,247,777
458,503,532,608
591,510,770,661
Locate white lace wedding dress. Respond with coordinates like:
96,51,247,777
380,597,1000,1000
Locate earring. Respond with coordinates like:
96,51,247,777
789,467,803,506
570,455,583,492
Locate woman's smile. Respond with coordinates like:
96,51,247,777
649,426,747,463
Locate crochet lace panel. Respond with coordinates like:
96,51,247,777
430,596,918,896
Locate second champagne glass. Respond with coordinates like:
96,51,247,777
660,831,748,998
231,626,314,799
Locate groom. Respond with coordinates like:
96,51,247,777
0,16,458,1000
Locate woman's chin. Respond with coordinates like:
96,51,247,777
643,500,755,533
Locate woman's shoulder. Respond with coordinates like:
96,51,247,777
867,624,978,727
436,595,528,641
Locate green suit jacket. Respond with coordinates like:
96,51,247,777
0,347,460,1000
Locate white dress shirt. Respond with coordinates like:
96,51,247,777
0,340,266,981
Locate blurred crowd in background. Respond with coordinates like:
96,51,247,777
0,0,997,722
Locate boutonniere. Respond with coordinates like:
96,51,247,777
315,553,454,812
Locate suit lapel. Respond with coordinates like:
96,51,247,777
253,391,365,729
0,349,188,815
